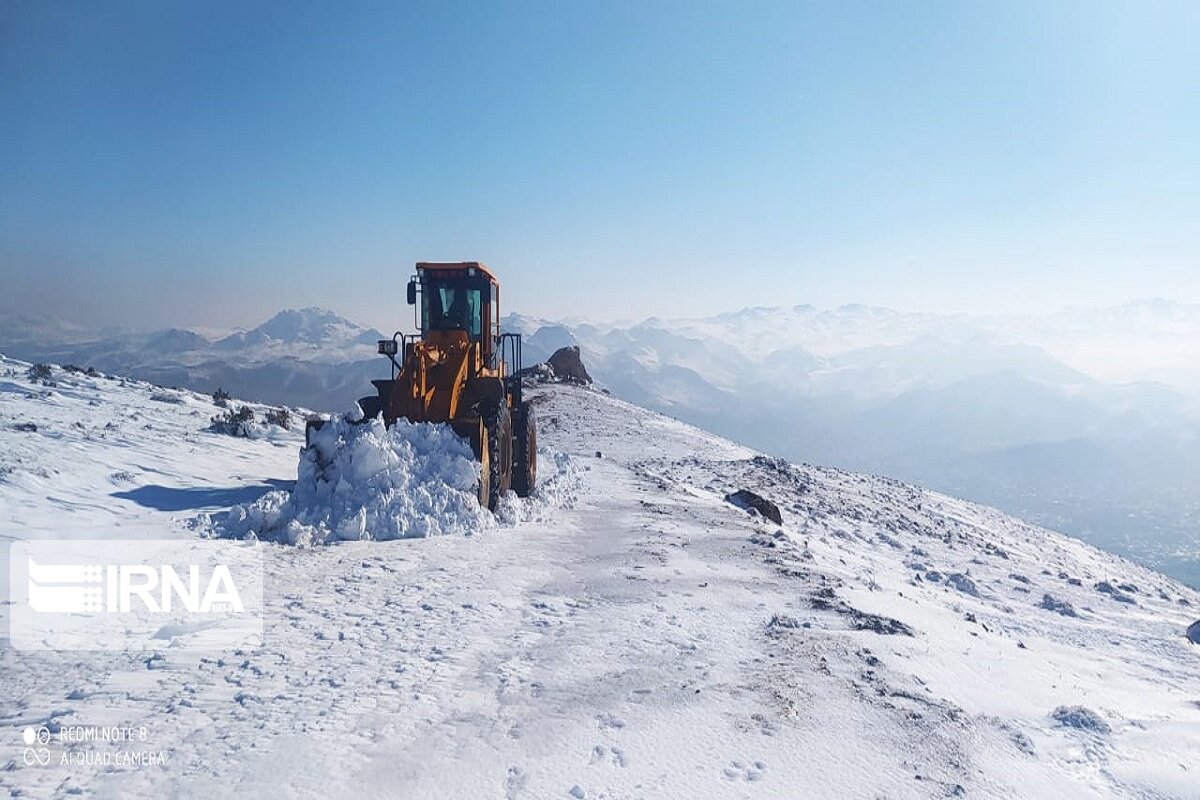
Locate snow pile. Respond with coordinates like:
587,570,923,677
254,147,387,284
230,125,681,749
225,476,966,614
210,412,580,546
495,450,580,525
215,416,493,545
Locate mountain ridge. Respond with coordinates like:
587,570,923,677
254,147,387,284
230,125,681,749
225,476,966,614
2,302,1199,588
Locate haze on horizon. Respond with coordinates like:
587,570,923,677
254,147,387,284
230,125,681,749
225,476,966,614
2,2,1198,332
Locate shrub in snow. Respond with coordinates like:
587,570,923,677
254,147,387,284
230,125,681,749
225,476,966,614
1050,705,1110,735
264,407,291,430
150,390,186,404
767,614,803,632
27,363,53,383
1038,594,1078,617
945,573,980,597
849,608,914,636
212,387,231,407
209,405,255,437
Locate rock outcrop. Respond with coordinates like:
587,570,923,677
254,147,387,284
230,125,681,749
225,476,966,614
725,489,783,526
546,346,592,384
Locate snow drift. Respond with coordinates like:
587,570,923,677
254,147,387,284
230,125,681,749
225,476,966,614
209,412,579,546
214,416,493,545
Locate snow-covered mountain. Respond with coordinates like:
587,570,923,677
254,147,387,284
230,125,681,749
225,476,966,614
1,356,1198,797
4,302,1199,588
0,306,385,363
0,307,387,412
213,307,383,352
503,305,1200,589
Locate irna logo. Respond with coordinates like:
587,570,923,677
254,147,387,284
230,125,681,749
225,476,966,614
9,540,264,652
27,559,245,614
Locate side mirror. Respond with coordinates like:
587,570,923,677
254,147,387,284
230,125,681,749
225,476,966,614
406,280,417,306
378,339,398,356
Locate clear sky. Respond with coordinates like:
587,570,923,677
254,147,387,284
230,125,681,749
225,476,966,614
2,1,1197,332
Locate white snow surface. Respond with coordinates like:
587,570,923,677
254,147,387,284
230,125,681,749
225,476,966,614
1,356,1199,798
214,417,489,545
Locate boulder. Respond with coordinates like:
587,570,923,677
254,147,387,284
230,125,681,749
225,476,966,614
725,489,783,526
1187,620,1200,645
546,346,592,384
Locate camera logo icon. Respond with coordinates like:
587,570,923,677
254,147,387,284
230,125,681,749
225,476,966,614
21,726,52,766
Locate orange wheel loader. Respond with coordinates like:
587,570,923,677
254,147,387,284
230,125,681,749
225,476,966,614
306,262,536,510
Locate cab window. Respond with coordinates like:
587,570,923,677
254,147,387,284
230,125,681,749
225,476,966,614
423,280,483,341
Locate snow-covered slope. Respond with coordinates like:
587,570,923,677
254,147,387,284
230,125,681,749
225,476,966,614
7,303,1200,589
1,358,1198,798
502,309,1200,588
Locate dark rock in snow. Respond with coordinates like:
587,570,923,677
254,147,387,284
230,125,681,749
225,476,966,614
1038,594,1078,617
1187,620,1200,645
726,490,783,525
807,591,915,636
517,346,593,386
851,610,915,636
1095,581,1137,605
546,346,592,384
1050,705,1111,735
767,614,803,632
515,362,555,384
946,573,980,597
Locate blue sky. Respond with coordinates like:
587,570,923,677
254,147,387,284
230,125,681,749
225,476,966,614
2,1,1197,331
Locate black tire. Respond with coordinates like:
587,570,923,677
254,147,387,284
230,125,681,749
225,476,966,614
481,401,510,511
512,404,537,497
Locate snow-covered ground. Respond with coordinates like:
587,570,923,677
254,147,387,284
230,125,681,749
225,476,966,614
1,357,1198,798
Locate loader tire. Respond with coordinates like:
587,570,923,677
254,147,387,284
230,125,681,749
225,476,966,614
513,404,537,498
480,401,511,511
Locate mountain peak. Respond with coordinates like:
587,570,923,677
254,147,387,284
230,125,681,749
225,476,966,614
244,307,366,345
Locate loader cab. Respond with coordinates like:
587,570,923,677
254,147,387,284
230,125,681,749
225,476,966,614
408,261,500,364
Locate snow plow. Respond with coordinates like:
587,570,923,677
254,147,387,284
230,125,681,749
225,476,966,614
306,261,535,510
